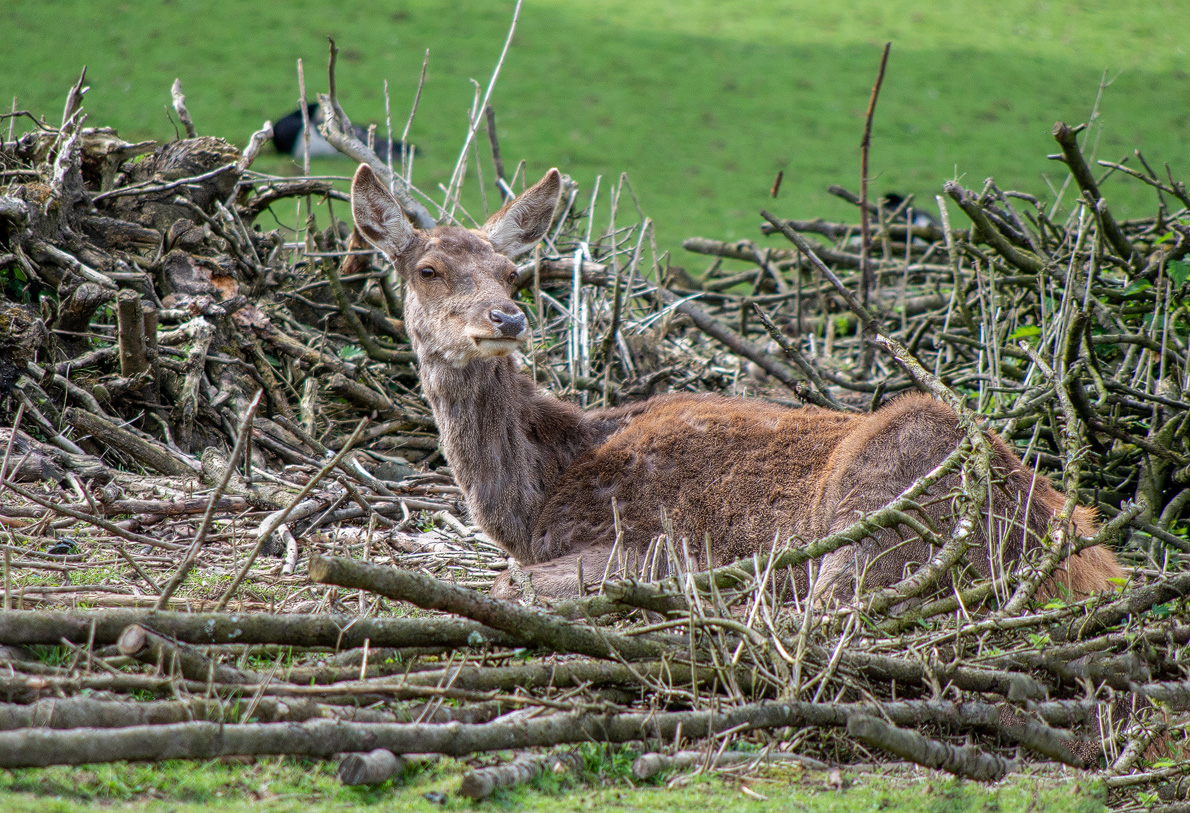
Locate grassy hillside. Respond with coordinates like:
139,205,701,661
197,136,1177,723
4,0,1187,259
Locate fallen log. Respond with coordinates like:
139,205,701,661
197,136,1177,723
0,609,521,649
309,553,666,661
846,714,1015,782
0,698,1101,770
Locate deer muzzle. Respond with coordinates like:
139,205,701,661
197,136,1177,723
470,305,527,357
488,307,527,339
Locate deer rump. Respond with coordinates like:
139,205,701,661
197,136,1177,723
346,162,1122,606
494,392,1123,602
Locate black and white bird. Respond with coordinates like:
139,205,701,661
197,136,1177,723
881,192,942,232
272,103,410,163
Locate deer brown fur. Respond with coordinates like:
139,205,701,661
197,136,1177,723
350,164,1124,604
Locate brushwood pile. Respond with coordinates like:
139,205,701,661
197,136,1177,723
0,82,1188,808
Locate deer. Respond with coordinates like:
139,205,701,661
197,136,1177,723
349,163,1125,606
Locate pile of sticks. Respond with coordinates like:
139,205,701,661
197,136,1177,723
0,60,1188,808
0,548,1187,803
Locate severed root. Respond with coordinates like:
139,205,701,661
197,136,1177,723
338,748,403,786
460,751,581,800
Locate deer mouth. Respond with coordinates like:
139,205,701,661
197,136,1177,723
472,337,523,357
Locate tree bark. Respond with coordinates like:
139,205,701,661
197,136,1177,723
309,553,669,661
0,609,520,649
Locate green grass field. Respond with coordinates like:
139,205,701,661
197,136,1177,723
4,0,1188,260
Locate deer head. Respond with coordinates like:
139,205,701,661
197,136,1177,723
351,165,561,368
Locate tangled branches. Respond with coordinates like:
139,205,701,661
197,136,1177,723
0,64,1188,809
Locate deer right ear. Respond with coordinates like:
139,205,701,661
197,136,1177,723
482,168,562,258
351,164,415,263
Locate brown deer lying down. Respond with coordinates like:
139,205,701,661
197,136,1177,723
350,164,1124,604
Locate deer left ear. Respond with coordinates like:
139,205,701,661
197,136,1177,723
482,168,562,258
351,164,416,264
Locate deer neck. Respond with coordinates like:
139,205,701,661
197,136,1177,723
418,352,595,563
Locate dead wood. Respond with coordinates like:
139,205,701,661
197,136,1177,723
1051,122,1136,264
654,287,818,404
0,69,1187,806
54,282,113,341
0,477,187,550
846,714,1015,781
116,287,149,379
0,697,1097,769
0,428,109,483
0,696,353,729
116,624,258,685
309,553,666,661
396,659,740,695
0,701,842,767
460,750,581,799
169,79,198,139
0,609,518,649
64,408,198,477
338,748,404,786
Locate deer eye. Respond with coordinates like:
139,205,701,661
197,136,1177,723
507,270,519,285
417,266,437,281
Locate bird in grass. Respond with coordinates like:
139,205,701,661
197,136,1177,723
272,103,411,163
881,192,942,231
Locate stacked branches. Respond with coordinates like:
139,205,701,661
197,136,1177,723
0,68,1188,807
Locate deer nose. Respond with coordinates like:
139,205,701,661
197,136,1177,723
488,307,526,338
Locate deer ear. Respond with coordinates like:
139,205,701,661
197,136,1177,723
351,164,415,263
482,168,562,257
